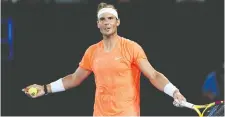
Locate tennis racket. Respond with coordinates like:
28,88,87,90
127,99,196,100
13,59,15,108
181,100,224,117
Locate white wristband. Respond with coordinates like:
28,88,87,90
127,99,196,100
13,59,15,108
50,78,65,93
163,82,178,97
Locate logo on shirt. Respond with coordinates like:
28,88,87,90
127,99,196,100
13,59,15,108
114,57,122,60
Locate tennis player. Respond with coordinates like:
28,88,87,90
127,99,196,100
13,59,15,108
22,2,186,116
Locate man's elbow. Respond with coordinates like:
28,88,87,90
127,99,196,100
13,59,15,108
71,74,82,87
146,70,158,80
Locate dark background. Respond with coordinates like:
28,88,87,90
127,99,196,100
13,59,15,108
1,0,224,116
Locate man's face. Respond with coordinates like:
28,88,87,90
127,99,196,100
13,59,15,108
97,13,120,37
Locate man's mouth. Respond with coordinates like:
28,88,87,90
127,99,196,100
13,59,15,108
105,27,111,31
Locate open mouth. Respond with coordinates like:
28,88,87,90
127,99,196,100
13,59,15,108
105,27,111,31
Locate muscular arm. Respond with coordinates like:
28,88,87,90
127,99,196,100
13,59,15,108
138,59,173,92
46,67,91,93
131,42,186,103
137,59,187,104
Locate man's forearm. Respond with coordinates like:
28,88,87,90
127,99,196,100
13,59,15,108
149,71,179,97
46,74,81,94
149,71,170,91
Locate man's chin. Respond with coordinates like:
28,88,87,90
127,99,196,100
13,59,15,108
103,33,113,37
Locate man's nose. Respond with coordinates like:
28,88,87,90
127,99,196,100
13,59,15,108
103,19,110,25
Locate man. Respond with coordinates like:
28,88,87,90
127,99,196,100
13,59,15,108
202,63,224,116
22,2,186,116
202,63,224,101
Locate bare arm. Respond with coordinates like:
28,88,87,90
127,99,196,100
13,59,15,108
46,67,91,93
137,59,171,92
137,58,187,105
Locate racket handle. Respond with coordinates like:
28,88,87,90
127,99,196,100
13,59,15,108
181,101,194,109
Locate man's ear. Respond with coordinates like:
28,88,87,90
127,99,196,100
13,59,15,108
117,19,120,26
97,20,100,28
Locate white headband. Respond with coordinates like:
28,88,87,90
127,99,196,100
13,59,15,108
97,8,119,19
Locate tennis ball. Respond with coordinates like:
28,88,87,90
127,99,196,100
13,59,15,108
28,87,38,96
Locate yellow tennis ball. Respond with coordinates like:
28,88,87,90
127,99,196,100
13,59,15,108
28,87,38,96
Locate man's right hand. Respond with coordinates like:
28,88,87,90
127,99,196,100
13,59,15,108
22,84,45,98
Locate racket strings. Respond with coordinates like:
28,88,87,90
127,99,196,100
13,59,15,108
207,103,224,116
207,105,220,116
202,103,216,115
204,102,224,116
214,104,224,116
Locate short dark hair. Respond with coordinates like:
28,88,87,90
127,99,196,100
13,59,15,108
97,2,117,14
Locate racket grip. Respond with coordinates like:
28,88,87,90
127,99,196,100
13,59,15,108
181,101,194,109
